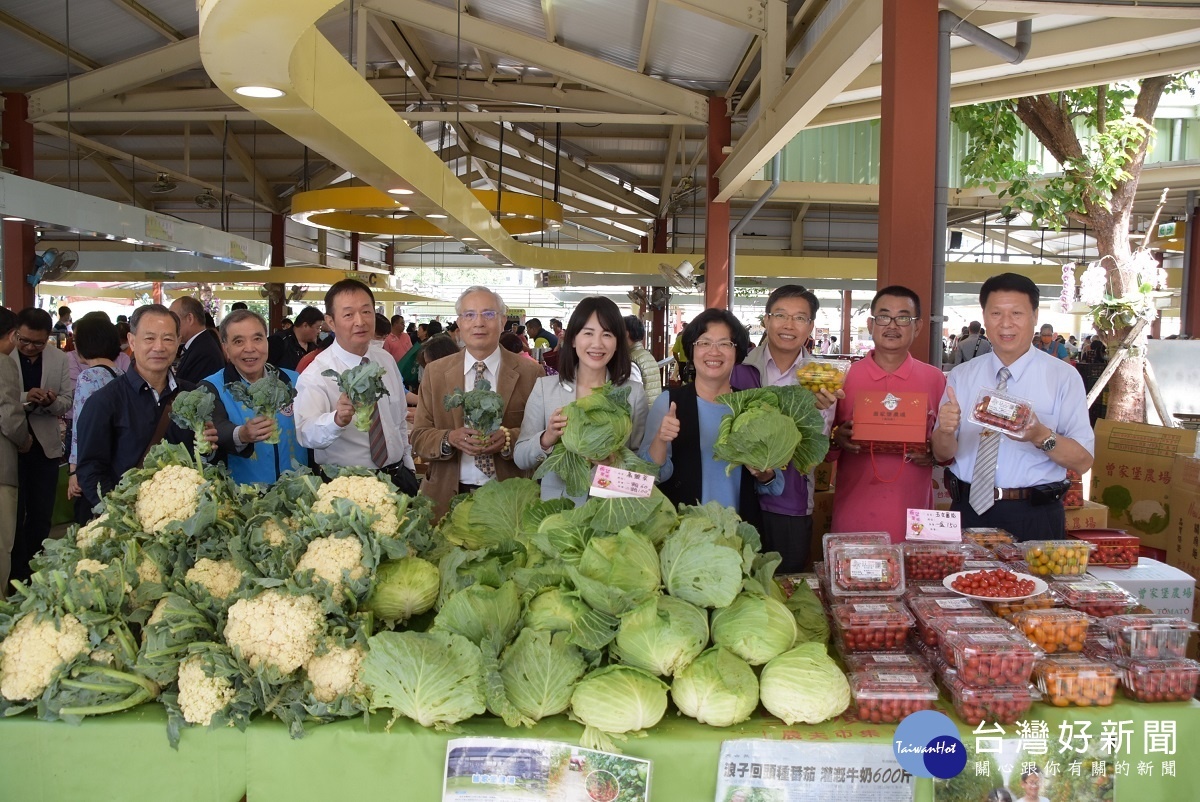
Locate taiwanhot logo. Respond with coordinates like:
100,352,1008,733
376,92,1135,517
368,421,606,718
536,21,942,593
893,710,967,779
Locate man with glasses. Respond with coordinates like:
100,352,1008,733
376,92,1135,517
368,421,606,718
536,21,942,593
8,308,73,582
731,285,838,572
827,286,946,542
411,286,544,520
76,304,217,516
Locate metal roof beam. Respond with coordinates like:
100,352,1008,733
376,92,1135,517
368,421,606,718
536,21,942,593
28,37,202,118
958,1,1200,19
109,0,186,42
367,14,433,100
657,125,683,217
89,155,150,209
638,0,659,74
662,0,767,35
0,10,101,71
540,0,557,43
206,122,280,212
714,0,882,201
364,0,709,121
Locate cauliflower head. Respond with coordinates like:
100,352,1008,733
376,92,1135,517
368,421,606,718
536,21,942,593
314,476,399,537
305,643,365,703
261,518,289,547
0,614,90,702
295,537,366,593
75,514,114,553
147,597,171,627
137,555,164,586
185,559,244,601
135,464,206,533
74,558,109,576
176,653,235,726
223,590,324,674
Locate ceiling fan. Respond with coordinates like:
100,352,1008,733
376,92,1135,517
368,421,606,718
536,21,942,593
657,260,699,292
27,248,79,285
149,173,178,194
194,189,221,209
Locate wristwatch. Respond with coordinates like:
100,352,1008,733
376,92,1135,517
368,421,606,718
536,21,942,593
440,432,452,456
1038,433,1057,452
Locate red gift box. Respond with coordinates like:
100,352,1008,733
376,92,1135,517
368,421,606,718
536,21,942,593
851,391,930,455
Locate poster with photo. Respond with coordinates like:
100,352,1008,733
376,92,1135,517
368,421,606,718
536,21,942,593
443,737,650,802
933,738,1114,802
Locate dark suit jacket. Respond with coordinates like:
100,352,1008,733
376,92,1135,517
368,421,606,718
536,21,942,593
176,330,225,384
410,349,544,520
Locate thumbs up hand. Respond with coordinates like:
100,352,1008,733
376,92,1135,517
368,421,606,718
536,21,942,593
655,401,681,444
938,387,961,435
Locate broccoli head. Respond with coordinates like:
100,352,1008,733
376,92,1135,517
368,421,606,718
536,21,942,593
227,368,297,444
323,362,389,432
170,387,216,456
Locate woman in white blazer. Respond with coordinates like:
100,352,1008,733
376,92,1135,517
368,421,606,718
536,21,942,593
515,297,647,504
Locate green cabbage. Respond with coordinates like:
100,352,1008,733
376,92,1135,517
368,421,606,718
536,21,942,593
438,478,541,551
710,593,797,665
611,595,708,677
534,383,658,496
759,642,850,725
658,525,745,609
714,385,829,474
367,557,440,627
568,528,661,616
526,587,618,651
670,647,759,727
361,631,487,729
569,665,669,752
499,628,587,722
784,579,829,645
432,581,522,647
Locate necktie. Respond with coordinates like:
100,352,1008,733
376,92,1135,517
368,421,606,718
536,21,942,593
473,360,496,478
969,366,1012,515
362,358,389,468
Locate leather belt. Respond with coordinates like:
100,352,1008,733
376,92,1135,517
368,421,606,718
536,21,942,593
951,477,1035,501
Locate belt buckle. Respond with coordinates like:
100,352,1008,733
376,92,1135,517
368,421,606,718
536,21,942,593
994,487,1003,501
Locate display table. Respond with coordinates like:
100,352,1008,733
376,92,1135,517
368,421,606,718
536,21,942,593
2,699,1196,801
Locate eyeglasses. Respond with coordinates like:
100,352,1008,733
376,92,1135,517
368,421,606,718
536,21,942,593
873,314,918,327
693,339,736,352
765,312,812,325
16,334,48,350
460,310,499,323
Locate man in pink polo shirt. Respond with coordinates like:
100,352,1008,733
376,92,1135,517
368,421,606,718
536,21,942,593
828,285,946,542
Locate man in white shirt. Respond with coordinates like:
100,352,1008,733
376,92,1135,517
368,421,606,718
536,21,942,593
294,279,417,491
410,286,544,520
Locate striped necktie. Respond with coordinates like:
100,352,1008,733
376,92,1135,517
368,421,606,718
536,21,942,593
362,358,389,468
969,366,1012,515
473,360,496,478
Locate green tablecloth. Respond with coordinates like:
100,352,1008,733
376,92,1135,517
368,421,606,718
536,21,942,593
1,699,1196,801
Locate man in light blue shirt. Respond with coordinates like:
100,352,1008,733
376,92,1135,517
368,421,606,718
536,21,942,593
933,273,1094,541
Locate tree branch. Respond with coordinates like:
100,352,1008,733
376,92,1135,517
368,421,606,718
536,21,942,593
1014,94,1084,166
1109,74,1173,217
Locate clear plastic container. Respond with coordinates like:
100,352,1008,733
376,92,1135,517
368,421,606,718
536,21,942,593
822,532,889,559
1064,469,1084,509
990,543,1027,563
1069,530,1140,569
797,357,849,394
828,543,905,597
1010,609,1090,655
902,542,976,581
1117,658,1200,702
945,631,1042,686
962,559,1009,573
963,528,1015,549
909,596,986,646
1034,655,1119,707
943,672,1039,725
1024,540,1094,577
930,615,1018,663
903,581,959,605
985,587,1064,619
1101,615,1199,660
831,602,914,651
1054,581,1140,619
1083,635,1117,662
850,671,941,724
841,651,932,679
969,386,1035,434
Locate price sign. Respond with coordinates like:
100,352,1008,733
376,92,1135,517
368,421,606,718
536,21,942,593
590,465,655,498
715,740,913,802
906,508,962,542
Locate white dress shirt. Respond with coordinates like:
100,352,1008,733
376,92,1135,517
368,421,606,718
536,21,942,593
294,339,413,470
459,348,503,486
941,346,1094,488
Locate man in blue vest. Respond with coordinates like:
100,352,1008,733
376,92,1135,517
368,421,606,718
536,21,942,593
202,309,306,485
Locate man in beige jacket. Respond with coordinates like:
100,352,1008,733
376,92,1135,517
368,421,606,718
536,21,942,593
410,287,543,520
0,308,32,596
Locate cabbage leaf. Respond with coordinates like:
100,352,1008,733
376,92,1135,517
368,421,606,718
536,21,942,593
361,631,486,730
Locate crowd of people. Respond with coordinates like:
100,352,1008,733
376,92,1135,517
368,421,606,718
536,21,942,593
0,270,1097,594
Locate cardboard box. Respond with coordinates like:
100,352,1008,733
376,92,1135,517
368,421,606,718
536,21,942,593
811,490,835,543
931,465,953,511
1087,559,1195,618
1065,500,1109,531
1167,454,1200,659
813,461,835,492
1090,420,1196,551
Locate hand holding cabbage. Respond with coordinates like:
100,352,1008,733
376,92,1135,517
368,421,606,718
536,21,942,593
226,367,296,445
713,385,829,475
323,361,389,432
